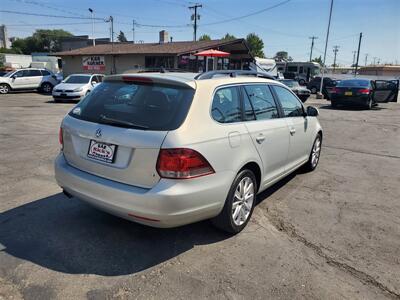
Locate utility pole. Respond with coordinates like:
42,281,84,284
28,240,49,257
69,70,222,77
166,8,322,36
354,32,362,77
132,19,135,43
106,16,115,74
189,3,202,41
318,0,334,98
88,8,95,46
309,36,318,62
332,45,339,73
373,57,377,65
364,53,368,66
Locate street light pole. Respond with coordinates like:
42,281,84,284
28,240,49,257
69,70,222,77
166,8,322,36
88,8,95,46
318,0,334,98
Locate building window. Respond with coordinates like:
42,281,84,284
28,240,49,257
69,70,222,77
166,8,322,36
145,56,175,69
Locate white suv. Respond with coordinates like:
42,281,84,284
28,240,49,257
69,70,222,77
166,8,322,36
55,71,323,233
0,68,59,94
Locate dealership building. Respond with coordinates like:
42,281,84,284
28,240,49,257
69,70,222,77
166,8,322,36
56,32,254,76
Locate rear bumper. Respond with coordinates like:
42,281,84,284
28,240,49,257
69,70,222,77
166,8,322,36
331,95,370,106
54,154,233,228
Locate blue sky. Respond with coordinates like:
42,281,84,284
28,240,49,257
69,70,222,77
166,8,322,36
1,0,399,66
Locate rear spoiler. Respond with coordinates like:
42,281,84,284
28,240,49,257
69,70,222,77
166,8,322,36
104,74,196,89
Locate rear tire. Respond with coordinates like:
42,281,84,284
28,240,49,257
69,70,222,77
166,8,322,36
303,134,322,172
331,101,337,108
212,169,257,234
41,82,53,94
0,83,10,94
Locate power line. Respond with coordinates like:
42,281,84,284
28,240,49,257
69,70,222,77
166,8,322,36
200,0,292,26
0,10,104,20
5,22,104,27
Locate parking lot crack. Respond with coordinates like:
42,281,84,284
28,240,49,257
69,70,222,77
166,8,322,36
266,213,400,299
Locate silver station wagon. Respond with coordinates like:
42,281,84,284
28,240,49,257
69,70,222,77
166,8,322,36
55,71,323,233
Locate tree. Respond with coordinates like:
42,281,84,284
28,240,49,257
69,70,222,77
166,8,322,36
117,31,128,42
11,29,72,54
221,33,236,41
0,47,22,54
312,56,323,66
246,33,264,58
198,34,211,41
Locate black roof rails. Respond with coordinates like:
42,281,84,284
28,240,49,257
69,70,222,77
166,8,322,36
195,70,275,80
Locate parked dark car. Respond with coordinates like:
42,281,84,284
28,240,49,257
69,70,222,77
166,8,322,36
330,79,399,109
278,79,311,102
307,76,338,98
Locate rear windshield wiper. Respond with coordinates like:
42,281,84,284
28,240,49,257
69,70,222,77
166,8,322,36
99,114,149,130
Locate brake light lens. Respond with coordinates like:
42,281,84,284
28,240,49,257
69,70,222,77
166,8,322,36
122,76,153,84
156,148,215,179
359,88,371,95
59,127,63,148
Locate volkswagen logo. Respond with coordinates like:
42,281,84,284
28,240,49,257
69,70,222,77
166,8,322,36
95,128,102,138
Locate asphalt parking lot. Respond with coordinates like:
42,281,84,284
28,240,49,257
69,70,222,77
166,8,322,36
0,92,399,300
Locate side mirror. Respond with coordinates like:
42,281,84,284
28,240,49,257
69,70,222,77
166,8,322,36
91,81,97,86
306,106,319,117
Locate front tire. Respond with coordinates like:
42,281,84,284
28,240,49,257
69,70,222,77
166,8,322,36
303,134,322,172
365,98,372,110
0,83,10,94
212,169,257,234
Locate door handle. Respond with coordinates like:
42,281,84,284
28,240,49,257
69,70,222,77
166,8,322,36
289,128,296,135
255,134,266,144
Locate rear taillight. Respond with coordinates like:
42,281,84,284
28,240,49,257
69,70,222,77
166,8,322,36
156,148,214,179
359,89,370,95
59,127,63,148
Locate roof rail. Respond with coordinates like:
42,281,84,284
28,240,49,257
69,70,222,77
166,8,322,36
195,70,275,80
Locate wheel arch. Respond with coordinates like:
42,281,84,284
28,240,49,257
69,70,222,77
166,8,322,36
239,161,262,193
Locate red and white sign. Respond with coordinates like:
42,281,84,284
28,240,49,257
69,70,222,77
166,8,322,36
82,56,106,71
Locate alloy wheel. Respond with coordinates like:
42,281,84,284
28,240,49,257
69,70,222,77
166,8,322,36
43,84,52,93
0,84,9,94
311,137,321,168
232,177,255,226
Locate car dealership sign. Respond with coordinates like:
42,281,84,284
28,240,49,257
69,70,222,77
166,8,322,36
82,56,105,71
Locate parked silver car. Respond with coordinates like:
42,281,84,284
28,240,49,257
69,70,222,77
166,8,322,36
55,71,323,233
0,68,59,94
52,74,104,102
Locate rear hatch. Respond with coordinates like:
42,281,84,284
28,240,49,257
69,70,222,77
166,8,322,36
61,75,195,189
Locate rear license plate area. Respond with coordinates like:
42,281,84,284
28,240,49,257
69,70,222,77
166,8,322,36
87,140,117,163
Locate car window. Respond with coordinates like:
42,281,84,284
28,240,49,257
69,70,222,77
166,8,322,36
41,70,50,76
272,85,304,117
243,84,279,120
27,70,42,76
211,86,241,123
243,89,255,121
70,81,195,131
13,71,24,78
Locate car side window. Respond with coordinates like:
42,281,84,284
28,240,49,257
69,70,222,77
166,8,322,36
211,86,241,123
272,85,304,117
13,71,24,78
28,70,42,76
41,70,50,76
243,84,279,120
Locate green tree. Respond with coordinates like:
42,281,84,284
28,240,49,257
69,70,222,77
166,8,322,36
245,33,264,58
117,31,128,42
311,56,323,66
0,47,22,54
11,29,72,54
198,34,211,41
221,33,236,41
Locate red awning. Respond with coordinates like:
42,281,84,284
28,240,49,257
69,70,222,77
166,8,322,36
194,49,230,57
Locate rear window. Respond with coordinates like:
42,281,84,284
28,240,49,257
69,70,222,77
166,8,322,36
337,79,370,87
69,81,194,131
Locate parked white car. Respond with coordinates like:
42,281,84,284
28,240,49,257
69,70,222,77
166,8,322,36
0,68,59,94
55,71,323,233
52,74,104,102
